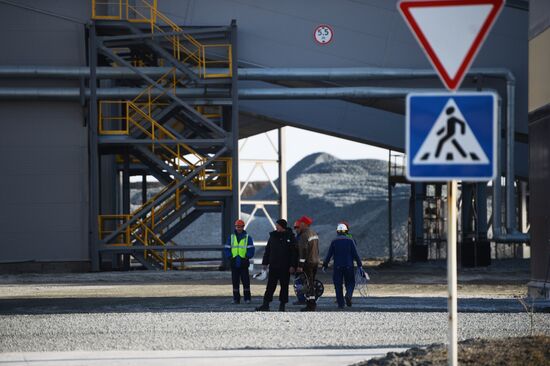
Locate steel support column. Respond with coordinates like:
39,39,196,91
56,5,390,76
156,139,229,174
388,149,393,262
141,174,147,205
230,20,239,224
516,181,530,258
411,183,427,261
461,183,475,267
119,148,131,270
221,20,239,270
87,23,100,272
278,127,287,220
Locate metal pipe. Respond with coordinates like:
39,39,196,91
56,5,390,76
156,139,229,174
506,80,517,233
239,67,515,82
0,66,173,79
0,87,229,100
492,233,529,243
0,64,522,242
0,66,515,82
0,86,446,100
239,86,440,99
493,97,503,239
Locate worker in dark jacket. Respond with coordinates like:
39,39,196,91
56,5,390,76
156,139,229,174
224,219,255,304
323,223,363,309
292,220,306,305
256,219,297,312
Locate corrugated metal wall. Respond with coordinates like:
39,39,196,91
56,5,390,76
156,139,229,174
0,0,90,263
0,0,529,264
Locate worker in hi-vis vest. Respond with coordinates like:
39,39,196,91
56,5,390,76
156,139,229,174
224,219,255,304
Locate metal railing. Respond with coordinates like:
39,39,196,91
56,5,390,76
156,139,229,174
94,0,232,269
98,214,176,270
91,0,232,78
98,100,129,134
200,157,232,191
91,0,123,20
98,215,131,245
389,152,406,177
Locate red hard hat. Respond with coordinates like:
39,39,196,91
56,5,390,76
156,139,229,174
293,220,301,228
234,219,245,227
299,215,313,226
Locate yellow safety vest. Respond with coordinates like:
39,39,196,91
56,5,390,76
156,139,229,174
231,234,249,259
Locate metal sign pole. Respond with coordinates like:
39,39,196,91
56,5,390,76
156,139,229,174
447,180,458,366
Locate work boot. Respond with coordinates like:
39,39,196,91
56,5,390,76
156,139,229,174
278,302,286,312
255,302,270,311
300,300,316,312
345,295,352,307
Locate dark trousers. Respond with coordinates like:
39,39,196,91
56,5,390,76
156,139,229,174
333,266,356,307
304,264,318,303
231,265,251,301
263,267,290,304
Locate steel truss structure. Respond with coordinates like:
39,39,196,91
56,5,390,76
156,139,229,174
88,0,238,270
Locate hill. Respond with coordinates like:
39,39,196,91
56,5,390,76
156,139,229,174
131,153,410,260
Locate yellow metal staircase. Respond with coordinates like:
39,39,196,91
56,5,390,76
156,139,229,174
92,0,233,270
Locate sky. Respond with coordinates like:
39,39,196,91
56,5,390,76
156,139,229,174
239,127,389,182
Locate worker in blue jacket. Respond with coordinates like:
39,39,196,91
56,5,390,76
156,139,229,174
322,223,363,309
224,219,255,304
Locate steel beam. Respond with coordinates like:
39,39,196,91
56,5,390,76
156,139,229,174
279,127,287,220
388,149,393,262
230,20,240,224
99,245,224,252
88,24,100,272
98,138,228,146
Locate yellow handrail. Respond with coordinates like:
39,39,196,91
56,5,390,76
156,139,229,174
127,101,202,167
132,219,170,270
92,0,232,78
95,0,234,270
98,214,132,245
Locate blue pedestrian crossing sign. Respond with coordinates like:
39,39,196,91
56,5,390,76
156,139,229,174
406,92,497,181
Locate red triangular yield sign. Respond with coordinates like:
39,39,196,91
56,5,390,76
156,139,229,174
398,0,504,91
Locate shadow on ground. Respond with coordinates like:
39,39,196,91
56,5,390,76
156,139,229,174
0,296,528,315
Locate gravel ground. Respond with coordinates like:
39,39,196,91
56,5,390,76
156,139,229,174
1,311,550,352
1,261,546,354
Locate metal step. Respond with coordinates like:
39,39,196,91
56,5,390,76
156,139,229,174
132,252,162,270
130,147,173,185
160,205,220,243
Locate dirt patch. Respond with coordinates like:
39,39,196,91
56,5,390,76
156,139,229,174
355,336,550,366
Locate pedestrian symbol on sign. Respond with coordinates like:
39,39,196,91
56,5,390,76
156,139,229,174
413,98,489,165
406,92,497,182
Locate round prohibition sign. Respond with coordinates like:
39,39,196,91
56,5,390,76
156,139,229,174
314,24,334,45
